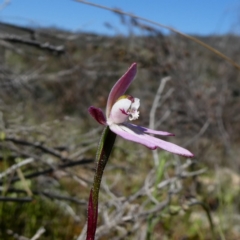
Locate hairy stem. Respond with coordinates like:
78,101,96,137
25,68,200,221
86,126,116,240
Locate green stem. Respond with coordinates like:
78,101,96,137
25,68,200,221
92,126,116,207
86,126,116,240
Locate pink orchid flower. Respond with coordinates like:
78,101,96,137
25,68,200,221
89,63,194,158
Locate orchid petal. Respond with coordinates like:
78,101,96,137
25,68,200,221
88,106,107,125
125,123,175,136
141,134,194,157
106,63,137,117
110,124,157,149
110,124,194,158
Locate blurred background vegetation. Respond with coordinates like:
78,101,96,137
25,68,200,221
0,2,240,240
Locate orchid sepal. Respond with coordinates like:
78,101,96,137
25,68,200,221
106,63,137,118
88,106,107,126
109,123,194,158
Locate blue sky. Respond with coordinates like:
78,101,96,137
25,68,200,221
1,0,240,35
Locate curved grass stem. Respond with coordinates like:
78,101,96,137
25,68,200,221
75,0,240,70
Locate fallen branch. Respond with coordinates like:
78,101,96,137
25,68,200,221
0,33,65,54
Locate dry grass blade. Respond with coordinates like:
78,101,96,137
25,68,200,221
75,0,240,70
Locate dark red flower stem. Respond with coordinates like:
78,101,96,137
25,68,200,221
86,126,116,240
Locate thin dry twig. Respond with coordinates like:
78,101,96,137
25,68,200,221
30,227,46,240
183,119,210,147
0,158,34,180
0,158,93,185
0,196,32,202
0,33,65,54
0,0,10,11
149,76,171,166
149,76,171,131
16,168,33,196
4,137,71,162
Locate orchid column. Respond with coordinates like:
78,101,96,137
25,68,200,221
86,63,194,240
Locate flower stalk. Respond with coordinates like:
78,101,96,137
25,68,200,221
86,126,116,240
86,63,194,239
